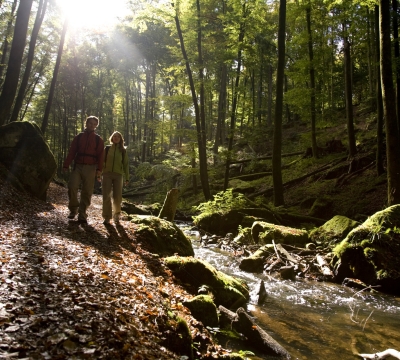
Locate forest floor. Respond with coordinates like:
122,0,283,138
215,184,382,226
0,178,225,359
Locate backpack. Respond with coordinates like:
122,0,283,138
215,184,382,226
104,145,125,167
76,132,101,158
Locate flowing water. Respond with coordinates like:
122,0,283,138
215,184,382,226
183,228,400,360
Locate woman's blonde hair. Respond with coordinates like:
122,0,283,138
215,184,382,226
109,131,126,154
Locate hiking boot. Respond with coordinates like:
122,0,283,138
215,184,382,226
113,214,120,223
68,212,77,219
103,219,111,225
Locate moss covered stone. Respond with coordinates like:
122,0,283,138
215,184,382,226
129,215,194,257
332,205,400,294
251,221,309,246
310,215,360,247
239,244,275,273
164,256,249,309
183,295,219,327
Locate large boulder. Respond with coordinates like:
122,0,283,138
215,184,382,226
194,208,280,236
332,205,400,295
251,221,309,246
0,121,56,200
310,215,360,248
129,215,194,257
164,256,249,309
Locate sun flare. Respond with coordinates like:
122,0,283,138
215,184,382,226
56,0,129,31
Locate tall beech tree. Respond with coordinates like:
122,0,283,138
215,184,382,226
375,5,384,176
174,2,211,200
41,18,68,135
223,3,246,191
306,3,318,158
0,0,34,125
0,0,18,86
10,0,49,123
272,0,286,206
380,0,400,205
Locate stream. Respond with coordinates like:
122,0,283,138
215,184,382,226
183,228,400,360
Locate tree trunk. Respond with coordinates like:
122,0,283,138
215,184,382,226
267,64,273,127
306,5,318,158
380,0,400,205
0,0,34,126
343,36,357,158
174,3,211,200
196,0,211,199
393,0,400,131
0,0,18,86
375,6,385,176
41,18,68,135
272,0,286,206
10,0,48,123
213,63,227,165
158,188,179,222
223,5,245,191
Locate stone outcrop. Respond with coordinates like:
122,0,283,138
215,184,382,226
164,256,249,309
332,205,400,294
310,215,359,247
251,221,309,246
129,215,194,257
0,121,56,200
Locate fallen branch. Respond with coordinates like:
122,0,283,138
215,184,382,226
358,349,400,359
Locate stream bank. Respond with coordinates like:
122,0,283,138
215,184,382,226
184,227,400,360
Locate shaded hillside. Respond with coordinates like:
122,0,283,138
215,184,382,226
125,106,387,223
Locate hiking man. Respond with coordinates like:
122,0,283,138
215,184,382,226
63,116,104,224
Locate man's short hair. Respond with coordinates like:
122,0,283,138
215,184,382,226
86,116,99,126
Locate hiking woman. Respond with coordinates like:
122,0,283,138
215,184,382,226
102,131,129,224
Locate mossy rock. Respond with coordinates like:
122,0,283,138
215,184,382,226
228,179,255,193
233,227,254,246
164,256,249,309
162,315,193,359
0,121,56,200
251,221,309,246
129,215,194,257
239,244,275,273
309,215,360,248
332,205,400,295
183,295,219,327
194,208,280,236
309,195,334,220
122,201,160,215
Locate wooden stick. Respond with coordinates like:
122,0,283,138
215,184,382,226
358,349,400,359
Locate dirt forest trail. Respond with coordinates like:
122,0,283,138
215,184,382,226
0,180,220,359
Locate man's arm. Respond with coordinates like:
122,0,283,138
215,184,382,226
62,135,79,170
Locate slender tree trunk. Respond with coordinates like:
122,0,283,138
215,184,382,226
392,0,400,131
272,0,286,206
223,4,245,191
0,0,18,86
174,3,211,200
0,0,34,126
10,0,48,123
375,6,385,176
306,5,318,158
380,0,400,205
367,8,374,109
141,67,150,162
267,64,273,127
343,36,357,158
213,63,227,165
196,0,209,195
41,18,68,135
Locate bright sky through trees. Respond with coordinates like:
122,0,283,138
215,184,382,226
55,0,129,31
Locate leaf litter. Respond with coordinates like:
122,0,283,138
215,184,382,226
0,179,226,359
